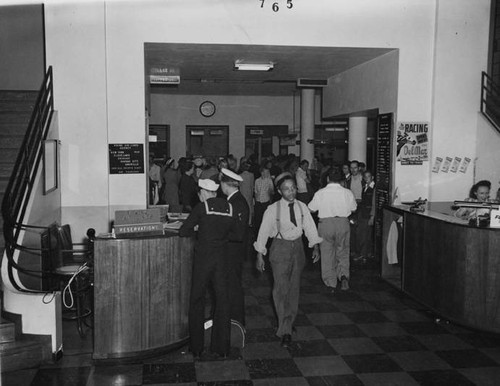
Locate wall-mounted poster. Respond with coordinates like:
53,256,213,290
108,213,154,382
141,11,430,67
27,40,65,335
396,122,430,165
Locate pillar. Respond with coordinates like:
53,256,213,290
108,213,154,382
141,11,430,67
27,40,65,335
348,114,368,163
300,88,315,163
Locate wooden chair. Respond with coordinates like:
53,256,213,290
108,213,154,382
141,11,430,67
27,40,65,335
41,223,94,337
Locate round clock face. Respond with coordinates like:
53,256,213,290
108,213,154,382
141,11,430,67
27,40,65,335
200,101,216,117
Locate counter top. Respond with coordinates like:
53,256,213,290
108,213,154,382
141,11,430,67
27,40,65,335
388,203,500,229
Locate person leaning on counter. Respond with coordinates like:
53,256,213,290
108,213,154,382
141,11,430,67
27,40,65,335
454,180,496,220
219,167,249,327
179,178,242,359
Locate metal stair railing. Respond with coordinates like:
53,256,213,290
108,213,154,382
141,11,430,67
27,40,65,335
1,66,55,293
480,71,500,133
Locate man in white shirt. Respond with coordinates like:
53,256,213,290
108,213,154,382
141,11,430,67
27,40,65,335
295,159,310,203
254,172,322,348
308,168,357,292
254,167,274,231
148,154,162,205
347,160,363,201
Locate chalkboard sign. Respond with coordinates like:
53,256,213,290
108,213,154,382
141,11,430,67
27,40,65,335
109,144,144,174
375,113,393,259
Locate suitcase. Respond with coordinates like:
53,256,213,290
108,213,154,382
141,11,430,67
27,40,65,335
203,318,246,348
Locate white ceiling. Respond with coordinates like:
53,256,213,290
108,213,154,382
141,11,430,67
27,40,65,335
145,43,394,96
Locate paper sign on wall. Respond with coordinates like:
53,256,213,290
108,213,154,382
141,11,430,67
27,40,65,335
441,157,453,173
432,157,443,173
450,157,461,173
459,157,471,173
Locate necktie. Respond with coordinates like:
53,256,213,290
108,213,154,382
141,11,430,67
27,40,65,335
289,202,297,227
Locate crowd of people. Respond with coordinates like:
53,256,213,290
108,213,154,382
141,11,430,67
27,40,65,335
161,152,500,358
151,153,378,357
149,153,377,267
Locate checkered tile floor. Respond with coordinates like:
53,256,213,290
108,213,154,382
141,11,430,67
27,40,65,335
3,259,500,386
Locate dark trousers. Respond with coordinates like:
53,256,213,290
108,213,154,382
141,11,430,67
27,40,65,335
227,241,246,325
189,251,230,355
254,201,270,232
350,203,361,256
357,216,374,257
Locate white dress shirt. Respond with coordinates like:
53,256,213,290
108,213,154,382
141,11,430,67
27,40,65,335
350,174,363,200
308,183,357,218
295,168,308,193
254,198,323,256
254,176,274,203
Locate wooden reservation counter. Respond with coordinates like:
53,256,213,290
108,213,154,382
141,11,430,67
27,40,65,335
381,204,500,334
93,232,194,361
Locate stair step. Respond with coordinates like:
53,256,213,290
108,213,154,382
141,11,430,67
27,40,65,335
0,163,14,179
0,178,8,194
0,91,38,102
0,102,36,112
0,123,29,136
0,135,24,149
0,339,43,372
0,111,33,124
0,318,15,343
0,149,19,163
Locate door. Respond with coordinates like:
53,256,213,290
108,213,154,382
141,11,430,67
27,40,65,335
186,126,229,158
149,125,170,163
245,125,288,162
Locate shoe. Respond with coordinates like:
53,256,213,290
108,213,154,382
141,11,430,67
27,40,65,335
214,351,229,360
192,351,203,360
327,286,336,293
341,276,349,291
281,333,292,348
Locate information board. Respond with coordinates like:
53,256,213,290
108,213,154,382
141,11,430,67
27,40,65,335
375,113,393,259
109,144,144,174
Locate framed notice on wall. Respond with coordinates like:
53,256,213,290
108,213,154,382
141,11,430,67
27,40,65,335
109,144,145,174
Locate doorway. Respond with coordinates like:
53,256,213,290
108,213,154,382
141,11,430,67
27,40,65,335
186,126,229,158
148,124,170,163
245,125,288,163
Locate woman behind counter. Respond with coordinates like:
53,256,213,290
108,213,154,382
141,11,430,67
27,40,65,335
454,180,493,220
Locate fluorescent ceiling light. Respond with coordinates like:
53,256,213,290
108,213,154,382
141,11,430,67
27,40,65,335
234,60,274,71
324,127,346,132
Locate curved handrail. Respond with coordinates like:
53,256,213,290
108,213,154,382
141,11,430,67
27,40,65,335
1,66,55,293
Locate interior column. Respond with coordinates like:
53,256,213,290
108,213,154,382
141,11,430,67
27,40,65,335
300,88,315,163
348,114,368,163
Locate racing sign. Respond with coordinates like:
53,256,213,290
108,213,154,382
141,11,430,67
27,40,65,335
396,122,430,165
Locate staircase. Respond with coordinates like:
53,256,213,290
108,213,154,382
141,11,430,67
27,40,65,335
0,296,49,373
0,91,49,373
0,90,38,252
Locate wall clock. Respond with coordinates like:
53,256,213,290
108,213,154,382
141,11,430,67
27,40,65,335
199,101,216,117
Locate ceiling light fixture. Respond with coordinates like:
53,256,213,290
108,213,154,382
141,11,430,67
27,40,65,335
234,60,274,71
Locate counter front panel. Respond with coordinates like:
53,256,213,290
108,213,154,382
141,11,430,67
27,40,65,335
382,205,500,334
93,234,194,360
